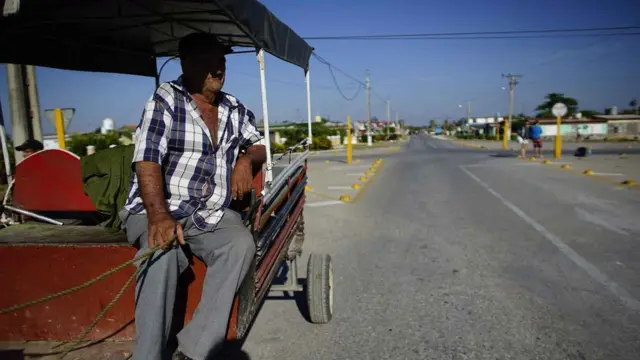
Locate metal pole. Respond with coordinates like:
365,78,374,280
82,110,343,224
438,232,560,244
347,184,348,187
25,65,43,142
3,205,64,225
386,99,390,138
6,64,29,164
0,98,13,183
365,70,372,147
257,49,273,183
502,74,521,150
554,115,562,159
305,69,312,144
54,108,67,149
346,115,353,164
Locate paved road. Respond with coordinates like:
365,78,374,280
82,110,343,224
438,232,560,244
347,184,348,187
242,134,640,360
449,137,640,156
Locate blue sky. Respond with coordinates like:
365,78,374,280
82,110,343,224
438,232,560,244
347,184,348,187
1,0,639,136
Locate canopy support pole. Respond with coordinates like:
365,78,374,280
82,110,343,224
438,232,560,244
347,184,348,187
257,49,273,183
0,98,12,184
305,69,312,144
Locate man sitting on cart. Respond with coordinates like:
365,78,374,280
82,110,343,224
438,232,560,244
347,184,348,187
119,32,266,360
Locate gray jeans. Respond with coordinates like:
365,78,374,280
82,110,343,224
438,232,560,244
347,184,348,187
121,209,255,360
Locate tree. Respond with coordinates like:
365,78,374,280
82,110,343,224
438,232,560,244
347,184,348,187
579,110,601,118
535,93,578,118
630,99,638,114
428,120,437,129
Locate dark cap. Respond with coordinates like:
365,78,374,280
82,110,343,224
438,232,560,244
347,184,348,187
178,32,233,60
15,139,44,152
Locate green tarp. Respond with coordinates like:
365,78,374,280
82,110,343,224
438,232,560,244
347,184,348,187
81,145,135,232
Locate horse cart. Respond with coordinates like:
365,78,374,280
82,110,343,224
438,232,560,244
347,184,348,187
0,0,333,358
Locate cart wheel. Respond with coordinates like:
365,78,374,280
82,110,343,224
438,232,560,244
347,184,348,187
306,253,333,324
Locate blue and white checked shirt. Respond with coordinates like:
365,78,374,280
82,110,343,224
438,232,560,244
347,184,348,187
124,77,262,231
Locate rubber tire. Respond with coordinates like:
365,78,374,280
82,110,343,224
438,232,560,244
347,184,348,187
306,253,333,324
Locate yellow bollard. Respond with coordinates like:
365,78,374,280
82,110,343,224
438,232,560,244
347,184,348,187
561,164,571,169
583,169,594,175
351,183,361,190
502,120,509,150
554,115,562,159
54,108,66,150
359,176,368,182
339,194,352,202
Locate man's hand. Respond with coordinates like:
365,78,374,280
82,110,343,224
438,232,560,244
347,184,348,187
231,156,253,200
147,212,185,249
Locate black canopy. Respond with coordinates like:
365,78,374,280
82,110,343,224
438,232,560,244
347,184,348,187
0,0,314,77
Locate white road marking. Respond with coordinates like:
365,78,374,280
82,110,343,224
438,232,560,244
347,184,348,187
460,165,640,311
328,165,370,171
575,208,629,236
592,172,625,176
428,142,438,149
347,173,364,176
306,200,344,208
328,186,353,190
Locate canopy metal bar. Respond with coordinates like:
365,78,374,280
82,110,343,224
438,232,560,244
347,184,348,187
257,49,273,183
305,69,313,143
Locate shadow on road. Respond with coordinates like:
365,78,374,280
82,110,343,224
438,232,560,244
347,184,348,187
266,262,311,323
0,350,24,360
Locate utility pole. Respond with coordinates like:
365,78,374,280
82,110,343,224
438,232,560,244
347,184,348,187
365,70,372,146
6,64,30,163
386,99,391,138
466,101,471,124
502,73,522,150
25,65,43,142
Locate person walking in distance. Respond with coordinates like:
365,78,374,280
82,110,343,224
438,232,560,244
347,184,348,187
529,120,543,158
516,123,529,159
119,33,266,360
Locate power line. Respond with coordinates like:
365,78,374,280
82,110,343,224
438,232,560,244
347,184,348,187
306,32,640,41
311,53,364,101
312,53,364,85
310,52,392,122
303,25,640,40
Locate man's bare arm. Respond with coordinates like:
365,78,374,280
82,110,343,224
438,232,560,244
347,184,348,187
240,144,267,169
135,162,168,218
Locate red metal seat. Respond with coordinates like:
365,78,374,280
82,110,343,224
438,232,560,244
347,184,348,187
12,149,97,212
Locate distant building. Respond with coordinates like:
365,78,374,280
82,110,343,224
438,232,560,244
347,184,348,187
597,114,640,138
526,114,640,139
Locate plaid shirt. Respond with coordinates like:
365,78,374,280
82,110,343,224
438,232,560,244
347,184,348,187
124,77,262,231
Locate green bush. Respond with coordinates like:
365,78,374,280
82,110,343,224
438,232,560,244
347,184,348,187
280,122,343,148
67,132,124,157
310,136,332,150
270,142,287,154
373,134,386,142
